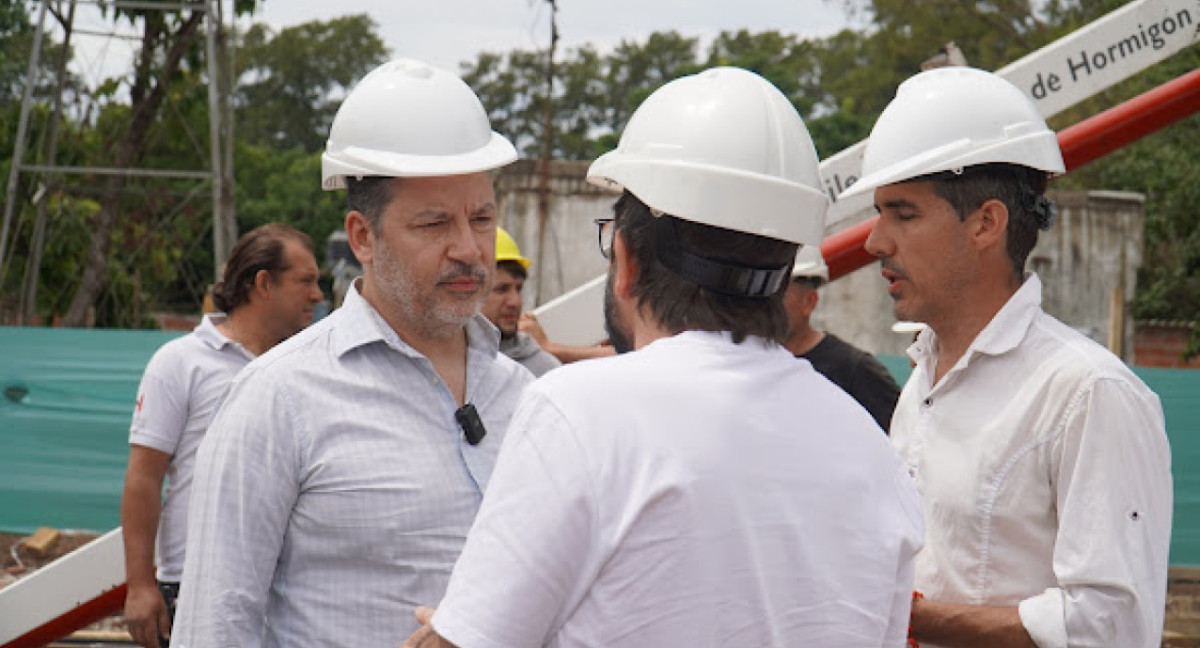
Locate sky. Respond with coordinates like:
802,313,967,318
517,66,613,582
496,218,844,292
58,0,864,87
252,0,861,72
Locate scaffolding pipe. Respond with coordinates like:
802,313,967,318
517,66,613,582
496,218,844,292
823,67,1200,282
0,0,50,293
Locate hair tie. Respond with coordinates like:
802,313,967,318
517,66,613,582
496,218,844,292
1019,184,1056,231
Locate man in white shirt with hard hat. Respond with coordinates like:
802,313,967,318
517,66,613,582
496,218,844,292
481,226,560,376
784,245,900,432
171,59,533,648
842,66,1172,648
403,66,923,648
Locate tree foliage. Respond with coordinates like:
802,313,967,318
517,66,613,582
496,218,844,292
1,6,389,325
463,32,702,160
236,15,388,153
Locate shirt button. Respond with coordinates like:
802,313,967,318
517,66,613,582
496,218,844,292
923,397,932,406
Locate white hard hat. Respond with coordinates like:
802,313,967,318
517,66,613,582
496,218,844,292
586,67,828,245
840,67,1064,200
322,59,517,190
790,245,829,282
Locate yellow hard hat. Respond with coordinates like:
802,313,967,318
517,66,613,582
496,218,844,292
496,226,531,269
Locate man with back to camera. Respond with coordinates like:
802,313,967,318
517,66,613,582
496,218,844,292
841,66,1172,648
783,244,901,432
480,226,560,376
169,59,533,648
402,66,923,648
121,223,321,648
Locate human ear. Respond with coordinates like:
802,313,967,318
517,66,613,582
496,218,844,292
973,199,1009,252
802,286,820,317
612,231,638,300
345,211,374,266
253,269,272,297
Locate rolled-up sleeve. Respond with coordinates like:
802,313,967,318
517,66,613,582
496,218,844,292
1020,376,1172,648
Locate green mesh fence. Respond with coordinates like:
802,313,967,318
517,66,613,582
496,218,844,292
2,327,1198,564
1,326,180,534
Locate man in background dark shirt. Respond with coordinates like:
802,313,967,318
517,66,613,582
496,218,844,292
783,245,900,432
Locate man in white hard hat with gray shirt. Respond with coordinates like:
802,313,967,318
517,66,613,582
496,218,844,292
170,59,533,648
481,226,560,377
403,66,922,648
783,245,900,432
843,66,1171,648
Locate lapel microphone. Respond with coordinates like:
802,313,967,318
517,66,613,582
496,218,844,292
455,403,488,446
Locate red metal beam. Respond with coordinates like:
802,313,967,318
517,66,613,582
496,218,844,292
2,584,125,648
823,67,1200,281
821,215,880,282
1058,66,1200,170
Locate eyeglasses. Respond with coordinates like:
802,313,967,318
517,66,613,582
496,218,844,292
791,276,823,289
594,218,615,260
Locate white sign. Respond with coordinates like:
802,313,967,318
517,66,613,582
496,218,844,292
823,0,1200,227
532,274,608,347
1003,0,1200,117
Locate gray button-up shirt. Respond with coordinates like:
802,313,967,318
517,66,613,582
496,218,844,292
171,282,533,648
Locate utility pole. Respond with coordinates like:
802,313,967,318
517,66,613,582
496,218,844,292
534,0,557,305
0,0,49,295
207,0,236,279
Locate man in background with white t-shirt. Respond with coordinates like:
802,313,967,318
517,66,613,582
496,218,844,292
120,223,321,648
403,66,923,648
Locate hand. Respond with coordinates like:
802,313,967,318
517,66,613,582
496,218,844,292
518,312,549,346
401,606,447,648
124,583,170,648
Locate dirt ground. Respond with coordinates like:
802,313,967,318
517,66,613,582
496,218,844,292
1,530,100,575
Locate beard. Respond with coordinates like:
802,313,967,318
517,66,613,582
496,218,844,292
603,270,635,354
374,239,490,337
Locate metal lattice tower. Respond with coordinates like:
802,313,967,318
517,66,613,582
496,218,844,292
0,0,235,324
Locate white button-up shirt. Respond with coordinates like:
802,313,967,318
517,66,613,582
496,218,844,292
893,275,1172,648
433,331,924,647
171,282,533,648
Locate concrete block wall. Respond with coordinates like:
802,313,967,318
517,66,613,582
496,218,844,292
495,160,612,311
1136,321,1200,368
814,190,1148,360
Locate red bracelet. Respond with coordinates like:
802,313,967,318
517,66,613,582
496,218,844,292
907,591,924,648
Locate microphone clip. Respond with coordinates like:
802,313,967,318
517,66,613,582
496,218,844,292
455,403,488,446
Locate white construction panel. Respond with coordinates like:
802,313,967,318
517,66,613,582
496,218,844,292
0,528,125,644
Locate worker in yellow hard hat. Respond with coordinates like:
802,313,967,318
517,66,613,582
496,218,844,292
481,227,560,376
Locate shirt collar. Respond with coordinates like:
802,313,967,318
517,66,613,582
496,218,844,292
330,278,501,361
194,312,232,351
968,273,1043,357
644,329,780,354
906,273,1043,371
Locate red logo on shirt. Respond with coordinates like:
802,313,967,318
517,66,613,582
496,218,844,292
136,394,144,412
